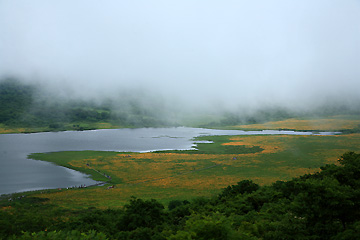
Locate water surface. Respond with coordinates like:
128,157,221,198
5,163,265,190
0,127,338,195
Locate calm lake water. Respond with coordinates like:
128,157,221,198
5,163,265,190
0,127,338,195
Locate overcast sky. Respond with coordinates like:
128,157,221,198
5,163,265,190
0,0,359,110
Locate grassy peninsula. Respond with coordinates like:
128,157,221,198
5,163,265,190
27,131,360,209
2,78,360,239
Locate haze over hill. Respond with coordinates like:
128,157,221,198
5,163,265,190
0,0,360,121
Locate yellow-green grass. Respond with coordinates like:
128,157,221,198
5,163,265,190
29,133,360,209
0,123,31,134
229,115,360,131
0,122,121,134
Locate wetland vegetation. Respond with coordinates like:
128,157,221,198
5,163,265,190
2,0,360,238
1,77,360,239
2,151,360,239
25,131,360,209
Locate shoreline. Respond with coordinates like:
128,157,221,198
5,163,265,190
0,127,347,196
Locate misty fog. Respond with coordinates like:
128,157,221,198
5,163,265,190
0,0,359,117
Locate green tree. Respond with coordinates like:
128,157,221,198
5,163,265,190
169,212,252,240
10,230,109,240
119,197,165,231
290,177,355,238
218,180,259,199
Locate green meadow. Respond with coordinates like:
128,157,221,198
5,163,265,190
2,115,360,239
27,125,360,209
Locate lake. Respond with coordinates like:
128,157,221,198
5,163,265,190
0,127,338,195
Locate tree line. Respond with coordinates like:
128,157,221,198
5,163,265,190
0,78,172,130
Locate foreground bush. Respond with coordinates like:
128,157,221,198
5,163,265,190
2,152,360,239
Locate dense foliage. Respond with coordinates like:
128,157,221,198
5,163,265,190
1,152,360,239
0,78,35,124
0,78,172,130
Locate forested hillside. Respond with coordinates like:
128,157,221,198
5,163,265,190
0,78,35,124
2,78,359,133
0,78,172,131
1,152,360,239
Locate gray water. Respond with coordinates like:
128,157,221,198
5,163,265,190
0,127,338,195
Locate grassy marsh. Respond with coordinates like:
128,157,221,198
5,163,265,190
28,130,360,209
228,115,360,131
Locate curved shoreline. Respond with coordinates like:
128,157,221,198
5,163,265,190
0,128,343,196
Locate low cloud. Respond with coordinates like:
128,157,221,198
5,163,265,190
1,0,359,114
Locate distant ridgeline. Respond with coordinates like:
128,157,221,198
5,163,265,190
0,78,171,131
201,107,360,129
1,78,359,132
